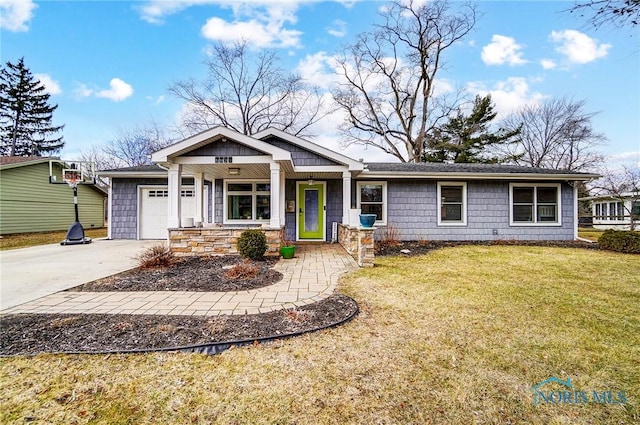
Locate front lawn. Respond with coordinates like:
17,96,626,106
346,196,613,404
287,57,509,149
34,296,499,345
1,246,638,424
0,228,107,250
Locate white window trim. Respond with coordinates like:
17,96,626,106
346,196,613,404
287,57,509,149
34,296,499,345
356,181,387,225
509,183,562,226
437,181,467,226
223,180,271,225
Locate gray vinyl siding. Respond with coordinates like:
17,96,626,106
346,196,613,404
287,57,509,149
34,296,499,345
184,140,263,156
0,162,105,235
376,180,575,241
110,177,211,239
261,136,340,167
214,179,223,224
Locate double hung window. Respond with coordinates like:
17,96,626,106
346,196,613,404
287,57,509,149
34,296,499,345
437,182,467,225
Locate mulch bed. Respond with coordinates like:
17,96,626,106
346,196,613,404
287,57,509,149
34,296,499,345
0,295,358,356
73,256,282,292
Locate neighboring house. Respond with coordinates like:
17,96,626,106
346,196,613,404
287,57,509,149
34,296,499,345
98,127,598,252
0,156,106,235
581,192,640,230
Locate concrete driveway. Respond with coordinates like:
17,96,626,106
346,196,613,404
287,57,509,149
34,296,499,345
0,239,157,311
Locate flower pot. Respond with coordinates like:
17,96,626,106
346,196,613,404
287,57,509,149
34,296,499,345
280,245,296,259
359,214,377,228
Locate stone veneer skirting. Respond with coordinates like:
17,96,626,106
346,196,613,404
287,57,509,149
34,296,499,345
169,226,284,256
337,224,375,267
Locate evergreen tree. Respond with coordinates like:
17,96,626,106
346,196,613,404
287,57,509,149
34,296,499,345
0,57,64,156
423,94,521,163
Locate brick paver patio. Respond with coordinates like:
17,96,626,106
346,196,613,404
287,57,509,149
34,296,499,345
1,244,358,316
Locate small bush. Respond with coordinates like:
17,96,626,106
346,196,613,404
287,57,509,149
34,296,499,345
598,230,640,254
237,229,268,260
136,244,175,268
375,223,401,253
224,258,259,280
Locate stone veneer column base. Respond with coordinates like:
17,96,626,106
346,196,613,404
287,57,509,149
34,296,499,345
168,226,284,256
337,224,375,267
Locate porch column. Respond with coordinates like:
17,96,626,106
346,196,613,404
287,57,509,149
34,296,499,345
270,162,281,228
194,172,204,225
342,170,352,225
279,169,286,226
167,163,182,229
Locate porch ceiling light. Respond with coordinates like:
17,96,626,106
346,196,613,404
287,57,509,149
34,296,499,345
229,167,240,175
308,176,315,185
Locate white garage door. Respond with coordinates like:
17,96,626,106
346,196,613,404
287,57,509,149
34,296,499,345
139,187,206,239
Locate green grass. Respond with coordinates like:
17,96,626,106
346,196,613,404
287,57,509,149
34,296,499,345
1,246,638,424
0,228,107,250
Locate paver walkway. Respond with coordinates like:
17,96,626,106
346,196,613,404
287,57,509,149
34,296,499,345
1,244,358,316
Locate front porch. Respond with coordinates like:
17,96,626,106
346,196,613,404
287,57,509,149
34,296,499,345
167,224,375,267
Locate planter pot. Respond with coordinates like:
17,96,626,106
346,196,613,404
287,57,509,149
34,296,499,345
359,214,377,228
280,246,296,259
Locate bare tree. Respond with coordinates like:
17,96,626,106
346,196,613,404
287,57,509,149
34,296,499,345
332,0,477,163
500,97,605,171
590,165,640,230
80,122,174,171
567,0,640,29
169,41,331,137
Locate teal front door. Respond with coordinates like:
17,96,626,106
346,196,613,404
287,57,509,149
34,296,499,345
297,182,325,240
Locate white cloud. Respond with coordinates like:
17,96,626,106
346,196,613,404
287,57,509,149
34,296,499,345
327,19,347,37
201,16,302,48
73,83,94,99
296,52,340,89
138,0,211,24
96,78,134,101
467,77,546,118
540,59,557,70
550,29,611,64
481,35,527,66
34,74,62,95
0,0,36,32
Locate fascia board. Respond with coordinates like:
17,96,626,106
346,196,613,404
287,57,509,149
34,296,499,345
359,171,601,181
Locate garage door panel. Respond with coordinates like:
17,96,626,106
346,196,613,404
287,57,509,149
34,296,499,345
139,187,205,240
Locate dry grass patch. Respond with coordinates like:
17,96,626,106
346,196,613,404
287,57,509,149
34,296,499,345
1,246,638,424
578,228,605,242
0,228,107,250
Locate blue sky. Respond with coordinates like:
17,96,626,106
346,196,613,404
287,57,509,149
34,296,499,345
1,0,638,167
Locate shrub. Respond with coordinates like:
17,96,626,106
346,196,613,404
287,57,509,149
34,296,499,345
598,230,640,254
135,244,175,268
224,258,259,280
375,223,401,253
237,229,268,260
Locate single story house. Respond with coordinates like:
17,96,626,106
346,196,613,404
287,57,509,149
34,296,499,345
99,127,598,264
0,156,106,235
580,192,640,230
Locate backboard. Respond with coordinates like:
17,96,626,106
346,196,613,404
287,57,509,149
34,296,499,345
49,160,96,186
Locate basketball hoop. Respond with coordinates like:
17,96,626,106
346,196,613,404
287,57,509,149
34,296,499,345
62,169,83,188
